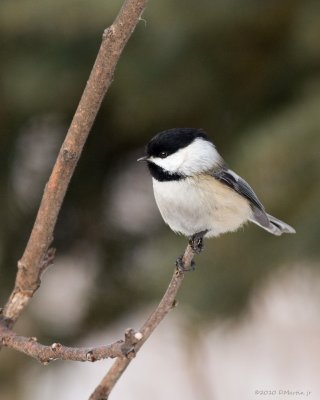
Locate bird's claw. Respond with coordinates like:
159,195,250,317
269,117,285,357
189,232,206,254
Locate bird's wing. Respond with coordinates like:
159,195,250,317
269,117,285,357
212,168,271,227
212,168,263,209
211,168,295,235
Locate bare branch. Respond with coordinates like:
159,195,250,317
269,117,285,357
2,0,148,326
0,324,142,364
89,243,196,400
0,1,196,398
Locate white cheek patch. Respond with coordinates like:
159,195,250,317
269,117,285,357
150,138,222,175
150,150,187,172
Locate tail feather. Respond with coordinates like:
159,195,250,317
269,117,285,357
266,213,296,235
250,213,296,236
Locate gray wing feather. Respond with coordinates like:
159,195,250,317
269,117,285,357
212,168,264,210
212,168,270,227
212,168,295,235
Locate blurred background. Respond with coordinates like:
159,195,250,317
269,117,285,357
0,0,320,399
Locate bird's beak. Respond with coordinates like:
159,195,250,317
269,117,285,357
137,156,149,162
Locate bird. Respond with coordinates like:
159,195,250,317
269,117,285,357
138,128,295,270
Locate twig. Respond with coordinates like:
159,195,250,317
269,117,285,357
2,0,148,326
89,243,196,400
0,325,142,364
0,1,195,398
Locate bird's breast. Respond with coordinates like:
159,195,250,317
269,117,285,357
152,174,251,237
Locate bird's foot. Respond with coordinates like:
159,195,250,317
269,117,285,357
175,256,196,272
189,230,208,254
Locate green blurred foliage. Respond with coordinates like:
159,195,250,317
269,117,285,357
0,0,320,397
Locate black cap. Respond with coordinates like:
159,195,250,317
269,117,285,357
146,128,209,158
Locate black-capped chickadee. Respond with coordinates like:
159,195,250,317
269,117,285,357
138,128,295,270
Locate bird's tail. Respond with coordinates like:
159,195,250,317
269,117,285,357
267,214,296,235
254,213,296,236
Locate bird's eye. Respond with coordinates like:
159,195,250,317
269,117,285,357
159,151,168,158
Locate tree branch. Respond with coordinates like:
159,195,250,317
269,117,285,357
89,243,196,400
0,325,142,364
2,0,148,327
0,1,196,398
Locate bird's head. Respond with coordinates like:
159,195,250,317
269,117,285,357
138,128,222,177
